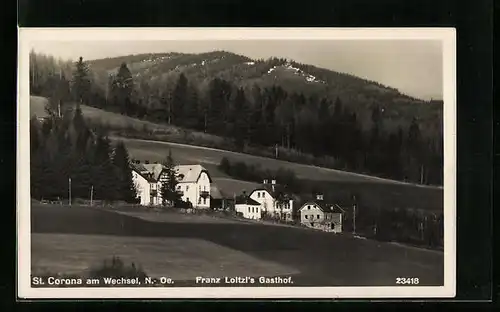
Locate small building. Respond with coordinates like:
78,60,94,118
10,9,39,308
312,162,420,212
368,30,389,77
210,184,233,211
299,194,346,233
234,195,262,220
248,179,294,221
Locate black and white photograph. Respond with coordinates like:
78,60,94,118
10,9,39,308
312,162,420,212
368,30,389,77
17,28,456,299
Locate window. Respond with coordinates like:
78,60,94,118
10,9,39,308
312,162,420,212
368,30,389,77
307,205,311,210
317,215,320,219
186,185,189,191
256,208,259,213
203,185,206,191
257,193,260,198
248,207,251,212
202,198,206,205
305,215,308,219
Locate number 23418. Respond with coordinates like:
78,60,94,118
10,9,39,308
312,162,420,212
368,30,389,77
396,277,420,285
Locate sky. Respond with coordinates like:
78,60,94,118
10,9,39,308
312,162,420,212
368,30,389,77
30,40,443,100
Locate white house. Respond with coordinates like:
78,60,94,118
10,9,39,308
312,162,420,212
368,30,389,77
131,162,212,208
171,164,212,209
131,163,163,206
299,194,345,233
249,179,294,221
234,195,262,220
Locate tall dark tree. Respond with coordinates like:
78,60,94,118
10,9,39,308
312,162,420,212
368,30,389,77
185,82,200,129
232,87,250,150
111,63,134,115
112,141,138,203
90,134,117,201
171,73,188,126
72,57,91,107
160,150,182,207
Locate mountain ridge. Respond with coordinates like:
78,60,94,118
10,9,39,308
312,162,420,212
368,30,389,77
87,50,443,137
88,50,440,103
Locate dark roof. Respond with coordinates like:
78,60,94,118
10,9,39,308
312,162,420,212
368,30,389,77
249,183,291,199
131,163,158,182
300,201,346,214
235,196,261,206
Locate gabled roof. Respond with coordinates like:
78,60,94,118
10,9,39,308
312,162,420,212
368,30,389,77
235,196,261,206
175,165,212,183
299,201,346,214
210,184,224,199
249,184,291,199
131,163,212,184
131,163,161,182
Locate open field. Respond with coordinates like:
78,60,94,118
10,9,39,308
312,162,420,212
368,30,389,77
31,204,444,286
32,234,297,280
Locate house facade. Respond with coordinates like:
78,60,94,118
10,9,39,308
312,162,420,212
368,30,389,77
235,196,261,219
131,163,163,206
171,165,212,209
299,195,345,233
249,179,294,221
131,162,212,208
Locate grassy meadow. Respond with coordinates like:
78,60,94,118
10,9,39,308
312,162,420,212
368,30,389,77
31,204,444,286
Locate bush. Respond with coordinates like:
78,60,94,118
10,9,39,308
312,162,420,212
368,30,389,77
219,157,231,173
88,256,147,279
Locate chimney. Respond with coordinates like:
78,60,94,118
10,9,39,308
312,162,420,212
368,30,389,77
271,180,276,185
145,160,150,164
316,194,324,201
263,179,268,185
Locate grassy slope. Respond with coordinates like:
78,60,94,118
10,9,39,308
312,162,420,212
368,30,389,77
31,204,444,286
30,95,443,211
32,233,297,279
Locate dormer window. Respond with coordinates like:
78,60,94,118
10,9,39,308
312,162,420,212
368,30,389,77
257,193,260,198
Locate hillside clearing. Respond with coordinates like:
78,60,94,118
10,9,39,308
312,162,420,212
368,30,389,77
30,95,443,211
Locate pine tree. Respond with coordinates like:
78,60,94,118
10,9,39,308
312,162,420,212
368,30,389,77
159,150,181,207
72,57,91,107
112,141,138,203
171,73,188,126
185,82,200,129
112,62,134,115
232,87,249,150
90,134,117,201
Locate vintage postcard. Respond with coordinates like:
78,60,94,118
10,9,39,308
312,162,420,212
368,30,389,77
17,27,456,299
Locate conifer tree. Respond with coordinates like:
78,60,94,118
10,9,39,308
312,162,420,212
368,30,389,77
112,141,138,203
112,62,134,114
171,73,188,126
159,150,181,207
72,57,91,106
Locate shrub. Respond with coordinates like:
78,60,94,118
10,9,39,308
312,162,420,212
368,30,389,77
88,256,147,279
219,157,231,173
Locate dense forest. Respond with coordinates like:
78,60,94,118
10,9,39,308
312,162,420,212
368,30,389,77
29,51,444,186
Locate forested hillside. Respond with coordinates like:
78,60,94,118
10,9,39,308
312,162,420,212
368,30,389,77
29,50,444,186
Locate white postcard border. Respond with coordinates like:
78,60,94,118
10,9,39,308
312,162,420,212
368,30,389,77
17,27,456,299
